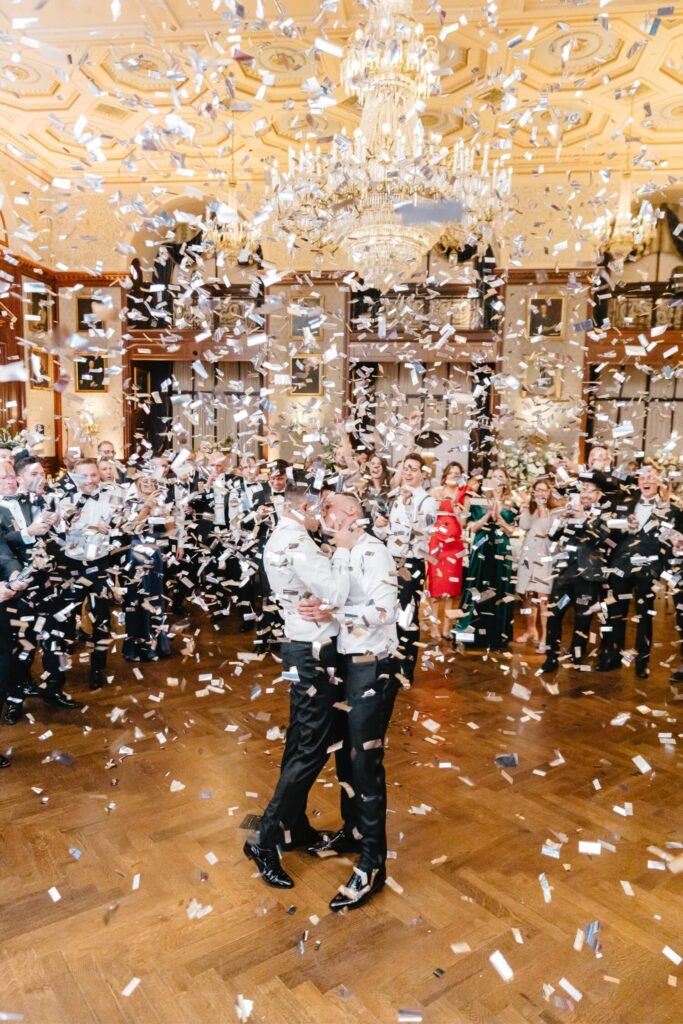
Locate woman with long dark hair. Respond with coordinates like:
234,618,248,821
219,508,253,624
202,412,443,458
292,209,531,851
457,467,517,650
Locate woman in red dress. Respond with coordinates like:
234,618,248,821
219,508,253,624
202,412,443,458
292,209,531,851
426,462,466,640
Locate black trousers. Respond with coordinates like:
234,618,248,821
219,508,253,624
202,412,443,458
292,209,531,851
335,655,394,870
396,557,426,686
44,560,112,684
546,577,602,661
603,573,656,665
259,639,339,848
6,585,62,699
0,604,12,709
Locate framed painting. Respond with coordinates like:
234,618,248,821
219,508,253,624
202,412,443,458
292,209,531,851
25,286,51,335
524,358,563,399
27,348,52,390
290,354,322,396
75,354,108,393
527,295,565,339
76,296,104,332
290,296,322,339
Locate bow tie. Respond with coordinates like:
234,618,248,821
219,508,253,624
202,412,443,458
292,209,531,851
639,499,655,506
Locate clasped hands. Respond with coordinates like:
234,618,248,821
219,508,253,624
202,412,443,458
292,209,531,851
298,596,335,623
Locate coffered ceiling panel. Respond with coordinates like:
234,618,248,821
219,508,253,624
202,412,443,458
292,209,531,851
0,0,680,194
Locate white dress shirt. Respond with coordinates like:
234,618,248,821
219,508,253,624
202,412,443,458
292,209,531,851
634,499,656,530
212,475,228,526
376,486,437,561
263,517,351,643
58,490,116,562
335,532,398,656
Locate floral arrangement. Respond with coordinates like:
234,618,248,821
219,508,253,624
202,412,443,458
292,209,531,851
495,442,566,486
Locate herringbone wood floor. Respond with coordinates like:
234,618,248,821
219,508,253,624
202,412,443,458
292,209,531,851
1,605,682,1024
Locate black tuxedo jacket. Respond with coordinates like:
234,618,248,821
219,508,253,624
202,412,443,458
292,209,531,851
552,505,611,585
606,497,673,580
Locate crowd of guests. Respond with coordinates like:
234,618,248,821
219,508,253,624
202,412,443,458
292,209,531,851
2,434,682,908
1,438,682,760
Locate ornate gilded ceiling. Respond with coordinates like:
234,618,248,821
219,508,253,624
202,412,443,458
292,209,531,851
0,0,681,194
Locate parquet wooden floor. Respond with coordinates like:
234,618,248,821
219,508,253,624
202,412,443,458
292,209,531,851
1,603,682,1024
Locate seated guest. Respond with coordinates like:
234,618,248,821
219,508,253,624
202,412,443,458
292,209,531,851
457,467,517,650
542,482,609,673
514,477,564,653
121,475,173,662
598,465,674,679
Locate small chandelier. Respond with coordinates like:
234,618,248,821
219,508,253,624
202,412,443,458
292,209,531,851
593,173,657,271
204,123,259,264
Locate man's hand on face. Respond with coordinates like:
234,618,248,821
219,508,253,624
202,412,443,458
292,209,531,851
297,596,334,622
329,522,361,550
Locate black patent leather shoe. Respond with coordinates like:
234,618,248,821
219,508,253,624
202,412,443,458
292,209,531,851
42,691,83,710
0,753,10,769
1,700,23,725
540,657,559,674
89,669,106,691
243,841,294,889
329,865,386,913
670,667,683,683
635,660,650,680
307,828,363,857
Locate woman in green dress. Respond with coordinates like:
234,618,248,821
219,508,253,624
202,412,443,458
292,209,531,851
456,467,517,650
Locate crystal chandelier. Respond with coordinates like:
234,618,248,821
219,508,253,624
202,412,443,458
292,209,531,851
592,173,657,271
204,124,259,264
264,0,512,289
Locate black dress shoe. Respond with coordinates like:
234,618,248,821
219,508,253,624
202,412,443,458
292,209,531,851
670,667,683,683
307,828,362,857
1,700,23,725
89,670,106,691
635,661,650,680
42,691,83,710
239,621,254,633
0,754,10,769
329,865,386,913
597,655,621,672
243,841,294,889
540,657,559,674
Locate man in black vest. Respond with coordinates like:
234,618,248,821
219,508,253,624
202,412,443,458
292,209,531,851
598,466,673,679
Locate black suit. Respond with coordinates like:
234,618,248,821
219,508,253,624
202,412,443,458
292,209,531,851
546,505,610,663
0,496,64,695
601,497,673,669
227,477,274,626
0,537,21,715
